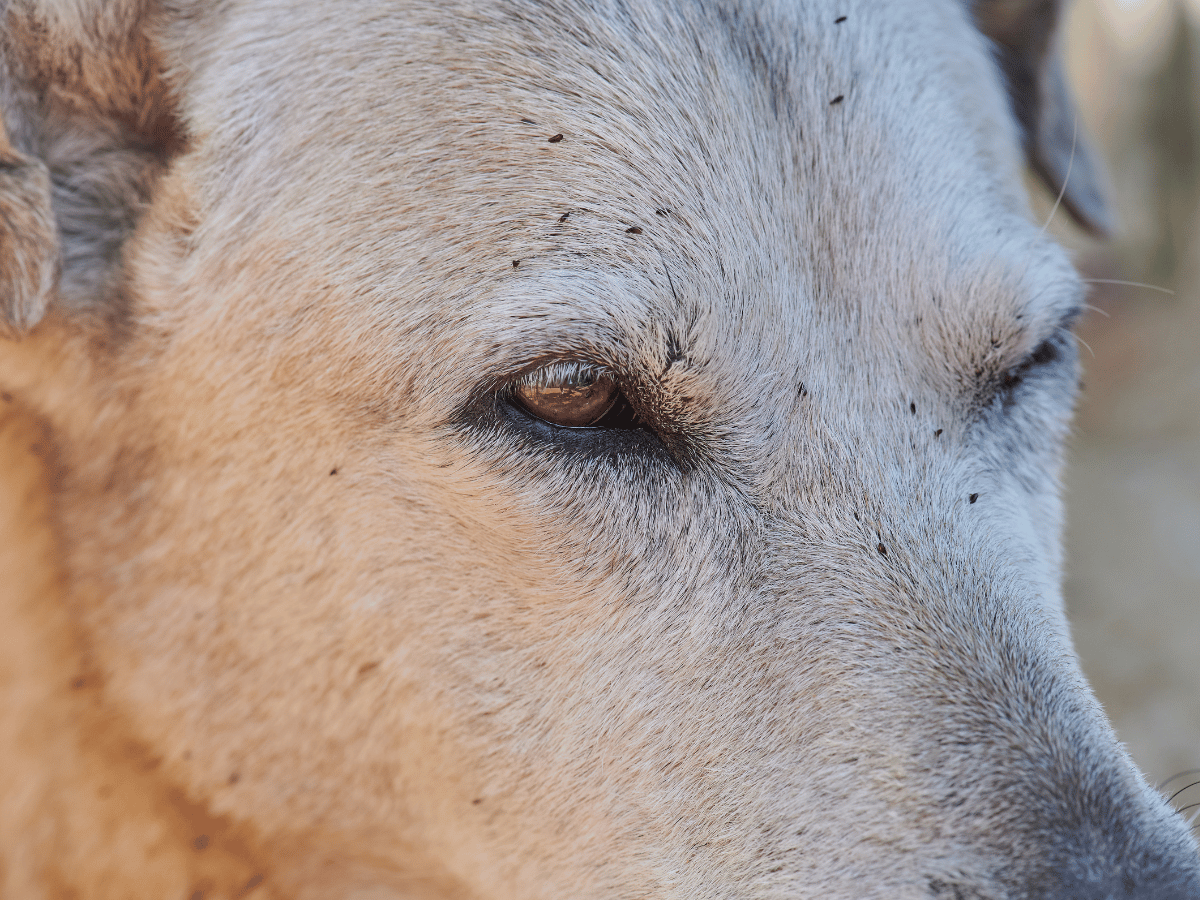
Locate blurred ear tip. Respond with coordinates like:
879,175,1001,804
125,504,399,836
1033,123,1117,239
0,155,60,337
1063,185,1117,239
1,291,52,340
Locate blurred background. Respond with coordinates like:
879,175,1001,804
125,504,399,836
1054,0,1199,814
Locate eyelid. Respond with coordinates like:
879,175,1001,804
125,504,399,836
513,359,610,389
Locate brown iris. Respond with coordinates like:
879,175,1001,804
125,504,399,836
511,362,620,427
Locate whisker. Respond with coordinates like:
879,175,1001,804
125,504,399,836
1158,769,1200,791
656,245,681,306
1189,806,1200,828
1082,278,1175,296
1062,328,1094,358
1166,780,1200,806
1081,303,1110,318
1041,115,1077,234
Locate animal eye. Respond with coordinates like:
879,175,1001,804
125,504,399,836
997,335,1066,399
511,361,622,427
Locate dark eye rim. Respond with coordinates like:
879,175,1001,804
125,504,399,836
487,388,679,466
993,331,1074,408
503,360,648,431
448,357,690,468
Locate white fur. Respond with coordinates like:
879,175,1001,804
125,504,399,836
0,1,1197,897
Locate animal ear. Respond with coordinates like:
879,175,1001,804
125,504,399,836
0,115,58,338
972,0,1115,236
0,2,185,338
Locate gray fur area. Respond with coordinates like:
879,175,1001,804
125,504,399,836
0,0,1196,897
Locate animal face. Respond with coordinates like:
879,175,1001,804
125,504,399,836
1,0,1197,897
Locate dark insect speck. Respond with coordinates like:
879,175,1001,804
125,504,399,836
626,226,643,234
798,382,808,397
877,542,888,556
548,133,564,143
969,493,979,504
830,94,844,105
934,428,943,438
520,118,537,125
835,15,847,23
909,401,916,414
558,211,570,223
330,468,337,476
512,259,520,268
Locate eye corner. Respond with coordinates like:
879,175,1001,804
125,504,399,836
989,331,1075,408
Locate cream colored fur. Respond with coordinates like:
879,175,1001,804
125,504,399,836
1,1,1197,898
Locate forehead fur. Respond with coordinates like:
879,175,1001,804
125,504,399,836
154,0,1072,384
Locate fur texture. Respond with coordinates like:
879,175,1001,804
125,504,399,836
0,1,1197,897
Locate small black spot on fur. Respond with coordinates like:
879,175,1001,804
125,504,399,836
625,226,643,234
830,94,844,105
877,542,887,555
909,401,916,414
835,15,847,23
798,382,808,397
472,797,484,805
193,835,209,852
655,208,670,216
511,259,520,268
547,133,564,143
934,428,943,438
1,392,11,403
969,493,979,504
520,118,537,125
558,211,570,223
329,468,337,475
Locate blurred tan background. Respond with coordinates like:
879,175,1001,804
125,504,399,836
1054,0,1199,812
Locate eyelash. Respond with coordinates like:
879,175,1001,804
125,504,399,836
504,363,646,430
